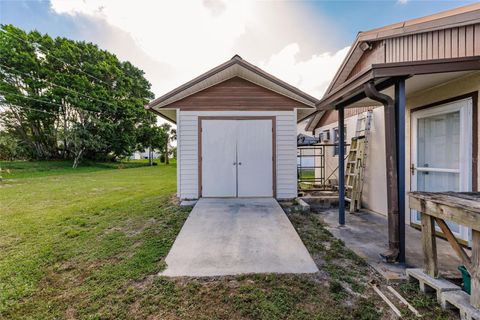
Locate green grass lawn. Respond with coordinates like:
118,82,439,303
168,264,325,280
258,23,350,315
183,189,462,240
0,161,454,319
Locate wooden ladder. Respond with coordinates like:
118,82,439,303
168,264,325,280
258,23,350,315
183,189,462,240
345,110,373,212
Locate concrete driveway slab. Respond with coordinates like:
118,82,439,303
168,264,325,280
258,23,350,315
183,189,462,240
161,198,318,277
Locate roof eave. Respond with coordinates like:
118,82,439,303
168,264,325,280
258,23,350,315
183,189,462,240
149,108,177,124
316,56,480,112
358,5,480,42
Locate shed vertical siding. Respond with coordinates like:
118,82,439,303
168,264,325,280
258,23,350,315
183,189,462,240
177,110,297,200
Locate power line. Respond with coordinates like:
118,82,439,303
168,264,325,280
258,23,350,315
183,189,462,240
0,90,102,114
0,103,58,116
0,91,141,120
0,62,118,108
0,28,113,88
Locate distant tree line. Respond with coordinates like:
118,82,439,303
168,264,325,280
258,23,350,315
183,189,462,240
0,25,173,167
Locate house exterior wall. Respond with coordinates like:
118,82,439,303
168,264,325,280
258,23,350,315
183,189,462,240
313,107,375,131
404,73,480,215
313,72,480,218
177,110,297,200
313,107,387,215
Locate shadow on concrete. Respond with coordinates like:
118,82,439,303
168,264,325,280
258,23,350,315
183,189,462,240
321,208,467,281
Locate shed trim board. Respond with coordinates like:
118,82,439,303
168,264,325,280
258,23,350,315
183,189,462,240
197,116,276,198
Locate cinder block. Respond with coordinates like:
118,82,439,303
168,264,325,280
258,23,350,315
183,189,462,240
180,200,197,207
441,290,480,320
406,268,461,302
296,198,310,213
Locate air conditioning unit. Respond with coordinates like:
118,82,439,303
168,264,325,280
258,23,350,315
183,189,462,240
320,130,330,142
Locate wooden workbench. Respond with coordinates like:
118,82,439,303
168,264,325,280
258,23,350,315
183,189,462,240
409,192,480,308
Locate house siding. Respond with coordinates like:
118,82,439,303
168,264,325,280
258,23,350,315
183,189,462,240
385,24,480,63
313,107,376,132
177,110,297,200
344,23,480,82
313,107,387,215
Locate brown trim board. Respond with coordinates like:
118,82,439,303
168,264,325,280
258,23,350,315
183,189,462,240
197,116,277,198
410,91,478,192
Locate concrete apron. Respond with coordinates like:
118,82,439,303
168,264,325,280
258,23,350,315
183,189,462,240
161,198,318,277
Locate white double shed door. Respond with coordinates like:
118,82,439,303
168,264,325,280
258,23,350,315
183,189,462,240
201,118,273,197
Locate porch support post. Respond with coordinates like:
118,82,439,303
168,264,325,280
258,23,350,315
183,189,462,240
364,81,400,262
338,105,346,226
395,79,406,263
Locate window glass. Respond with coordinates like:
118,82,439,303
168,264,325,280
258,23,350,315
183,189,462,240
333,126,346,156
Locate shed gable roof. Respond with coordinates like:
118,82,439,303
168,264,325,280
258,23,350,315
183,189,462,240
147,55,318,123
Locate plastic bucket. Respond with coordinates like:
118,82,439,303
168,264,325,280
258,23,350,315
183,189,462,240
458,265,471,295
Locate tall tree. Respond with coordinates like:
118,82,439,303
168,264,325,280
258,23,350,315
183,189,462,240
0,24,157,165
159,123,177,165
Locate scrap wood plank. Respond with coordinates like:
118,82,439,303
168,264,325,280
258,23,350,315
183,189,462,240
369,282,402,318
387,286,421,317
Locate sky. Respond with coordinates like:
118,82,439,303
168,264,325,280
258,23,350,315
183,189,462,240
0,0,477,103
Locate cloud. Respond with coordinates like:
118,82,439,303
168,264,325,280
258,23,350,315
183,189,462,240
397,0,409,4
260,43,350,97
49,0,347,99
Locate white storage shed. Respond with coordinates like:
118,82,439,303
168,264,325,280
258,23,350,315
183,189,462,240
147,55,317,200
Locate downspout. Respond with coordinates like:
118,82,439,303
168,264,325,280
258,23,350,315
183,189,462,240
364,81,400,263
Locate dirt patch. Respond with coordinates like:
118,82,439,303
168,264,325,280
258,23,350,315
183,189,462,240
285,208,457,320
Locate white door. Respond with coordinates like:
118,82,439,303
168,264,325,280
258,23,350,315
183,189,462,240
201,119,273,197
201,120,237,197
410,98,472,242
237,120,273,197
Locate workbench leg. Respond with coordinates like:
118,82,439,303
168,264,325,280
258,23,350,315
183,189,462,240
421,213,438,277
471,230,480,308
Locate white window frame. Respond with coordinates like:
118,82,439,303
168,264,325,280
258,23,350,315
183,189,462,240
410,97,473,242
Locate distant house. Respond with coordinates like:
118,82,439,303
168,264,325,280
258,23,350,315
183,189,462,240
130,148,161,160
147,55,317,199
